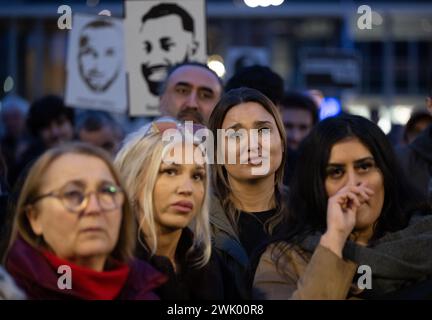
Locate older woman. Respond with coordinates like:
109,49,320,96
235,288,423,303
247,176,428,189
115,120,230,299
253,114,432,299
4,143,164,300
208,87,288,299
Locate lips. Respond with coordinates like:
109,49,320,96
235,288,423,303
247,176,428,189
248,157,263,164
171,200,193,213
80,227,104,233
247,153,267,165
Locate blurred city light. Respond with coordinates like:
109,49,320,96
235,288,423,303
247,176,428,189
244,0,259,8
372,11,383,26
378,117,392,134
319,97,342,120
98,10,111,16
347,105,371,119
3,76,14,93
207,55,226,78
392,105,413,124
244,0,285,8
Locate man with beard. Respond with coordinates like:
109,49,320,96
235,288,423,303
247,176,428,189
78,19,122,93
139,3,199,96
158,62,222,125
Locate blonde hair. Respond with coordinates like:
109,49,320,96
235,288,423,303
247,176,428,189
6,142,136,263
114,125,211,268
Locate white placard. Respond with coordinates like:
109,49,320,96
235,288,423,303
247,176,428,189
125,0,207,116
65,13,127,113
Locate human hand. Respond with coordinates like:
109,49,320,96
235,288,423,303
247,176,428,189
320,182,374,257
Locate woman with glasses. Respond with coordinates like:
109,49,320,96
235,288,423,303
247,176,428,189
207,87,288,299
115,120,231,299
4,143,165,299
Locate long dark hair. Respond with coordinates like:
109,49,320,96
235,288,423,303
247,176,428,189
208,87,287,235
278,114,426,247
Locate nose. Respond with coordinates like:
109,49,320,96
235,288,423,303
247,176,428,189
83,192,102,215
248,130,261,155
177,176,193,196
346,169,362,187
184,90,199,109
92,58,102,71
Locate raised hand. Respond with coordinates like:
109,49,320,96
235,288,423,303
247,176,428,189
319,182,374,257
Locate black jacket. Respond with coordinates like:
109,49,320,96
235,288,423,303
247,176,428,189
135,228,236,300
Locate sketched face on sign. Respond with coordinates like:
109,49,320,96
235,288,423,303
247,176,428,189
78,20,122,93
139,3,199,96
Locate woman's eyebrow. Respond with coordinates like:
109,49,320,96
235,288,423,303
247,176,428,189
98,179,117,185
253,120,273,127
226,123,243,131
354,157,375,165
64,180,85,187
326,163,345,167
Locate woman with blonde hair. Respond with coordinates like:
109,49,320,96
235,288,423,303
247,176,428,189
5,143,164,299
115,120,229,299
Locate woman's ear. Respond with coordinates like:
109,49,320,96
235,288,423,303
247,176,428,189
26,206,43,236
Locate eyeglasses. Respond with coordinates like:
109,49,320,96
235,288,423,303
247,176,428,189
29,183,124,213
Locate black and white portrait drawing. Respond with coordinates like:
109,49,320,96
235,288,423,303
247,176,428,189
125,0,207,116
66,14,127,113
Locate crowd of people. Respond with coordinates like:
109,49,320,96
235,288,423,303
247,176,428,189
1,62,432,300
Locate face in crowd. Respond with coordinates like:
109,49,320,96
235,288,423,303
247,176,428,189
221,101,283,182
1,107,26,139
159,65,222,125
78,21,122,93
282,108,315,151
79,125,121,157
40,116,74,148
114,122,210,263
27,151,125,271
151,142,206,233
324,137,385,242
